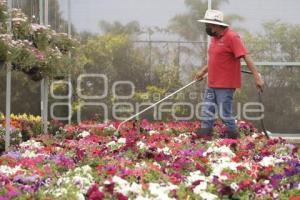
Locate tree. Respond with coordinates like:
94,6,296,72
98,21,141,36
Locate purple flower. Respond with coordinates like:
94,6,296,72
5,151,21,159
8,190,21,198
180,149,194,157
270,174,283,188
13,175,40,184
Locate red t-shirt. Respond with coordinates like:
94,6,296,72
207,28,248,88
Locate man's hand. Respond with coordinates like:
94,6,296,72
194,72,206,81
243,55,265,92
255,74,265,92
194,65,208,81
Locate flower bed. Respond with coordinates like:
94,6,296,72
0,118,299,200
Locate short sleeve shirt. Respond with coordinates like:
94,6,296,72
207,28,248,88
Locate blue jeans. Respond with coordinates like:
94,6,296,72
201,88,236,133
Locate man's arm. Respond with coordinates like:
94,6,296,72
195,65,208,81
243,54,264,91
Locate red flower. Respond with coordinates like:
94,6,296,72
115,192,128,200
195,163,207,174
76,148,85,161
232,156,241,162
238,179,253,190
104,181,115,194
290,196,300,200
87,183,105,200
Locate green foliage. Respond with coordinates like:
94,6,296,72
99,20,141,36
245,21,300,62
0,36,8,62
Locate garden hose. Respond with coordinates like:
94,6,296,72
242,70,270,139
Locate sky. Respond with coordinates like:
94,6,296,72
59,0,300,35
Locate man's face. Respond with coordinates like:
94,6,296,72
205,23,217,37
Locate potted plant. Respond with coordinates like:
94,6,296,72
0,34,9,65
0,0,7,31
31,23,52,51
10,40,45,81
11,8,31,40
52,32,78,54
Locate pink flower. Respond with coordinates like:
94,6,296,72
218,139,238,146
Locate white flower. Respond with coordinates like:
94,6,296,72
148,130,159,135
206,145,235,157
211,162,239,177
19,140,43,149
81,165,92,174
193,181,207,193
72,175,92,193
78,131,90,138
153,162,161,169
117,137,126,144
21,150,40,158
199,191,218,200
106,141,116,147
137,141,148,150
157,147,171,155
130,182,143,194
0,165,22,176
251,133,260,138
148,183,177,200
230,182,239,192
112,176,143,196
185,171,206,186
136,195,151,200
76,193,85,200
259,156,283,167
49,188,68,198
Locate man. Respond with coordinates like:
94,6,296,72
194,10,264,139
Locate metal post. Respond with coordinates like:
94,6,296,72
45,0,48,26
5,0,13,151
39,0,44,129
5,64,11,151
39,0,44,24
40,0,49,134
43,78,48,134
177,42,181,67
43,0,49,133
67,0,72,124
41,79,45,128
207,0,212,49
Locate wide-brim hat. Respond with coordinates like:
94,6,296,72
197,9,229,27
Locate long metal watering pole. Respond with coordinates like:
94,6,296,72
116,75,207,133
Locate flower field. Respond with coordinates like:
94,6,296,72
0,116,300,200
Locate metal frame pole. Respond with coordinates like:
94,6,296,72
39,0,44,24
40,0,49,134
67,0,72,125
43,0,49,134
207,0,212,49
5,0,13,151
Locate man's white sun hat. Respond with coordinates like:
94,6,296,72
198,10,229,27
